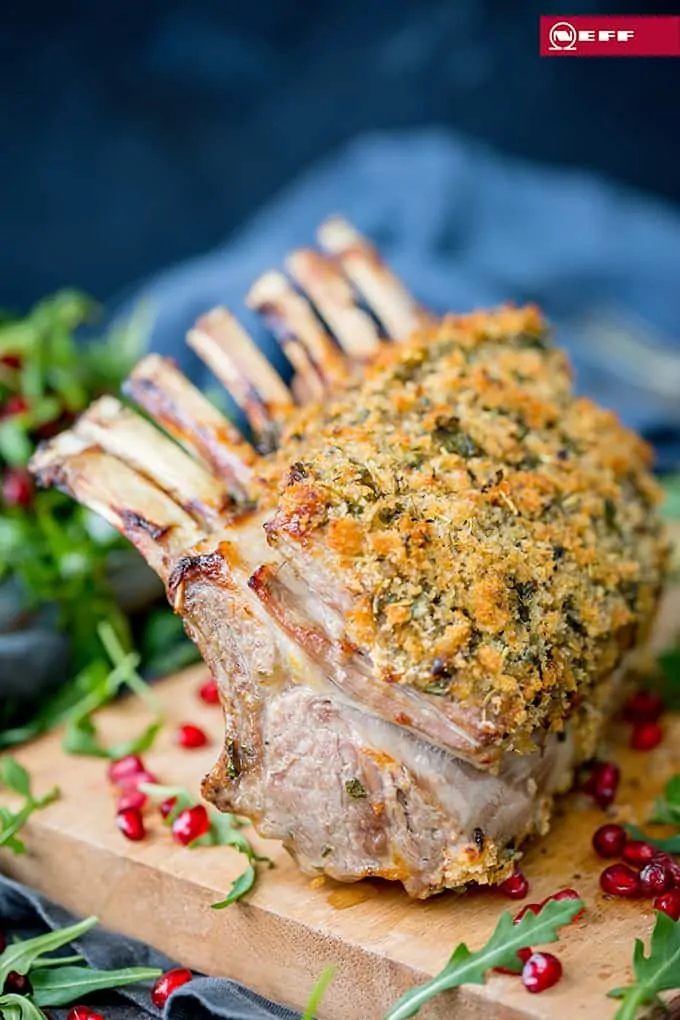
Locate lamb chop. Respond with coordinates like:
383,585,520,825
30,218,669,898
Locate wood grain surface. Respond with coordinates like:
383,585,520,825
1,544,679,1020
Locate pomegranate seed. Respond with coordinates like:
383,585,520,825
639,861,673,897
107,755,145,786
160,796,177,819
622,840,656,866
652,853,680,885
541,888,585,920
123,769,158,789
4,971,32,994
198,677,220,704
498,868,529,900
151,967,193,1007
116,807,146,842
1,395,28,417
2,468,33,507
630,721,663,751
177,723,209,749
592,823,627,859
172,805,210,845
513,902,541,924
584,761,620,808
117,788,147,812
623,690,665,722
0,354,22,369
494,946,533,975
654,889,680,920
521,952,563,994
600,863,641,897
67,1008,106,1020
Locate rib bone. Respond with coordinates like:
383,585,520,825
317,216,434,339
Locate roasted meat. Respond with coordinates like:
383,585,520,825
30,218,669,898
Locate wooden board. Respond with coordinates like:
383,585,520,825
2,564,679,1020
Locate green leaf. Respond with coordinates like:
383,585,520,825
107,720,163,760
211,863,256,909
0,776,59,855
30,953,84,969
31,963,162,1007
383,897,583,1020
0,419,32,466
625,825,680,855
609,911,680,1019
62,716,110,758
650,774,680,826
0,993,46,1019
0,758,32,798
0,916,98,987
301,967,335,1020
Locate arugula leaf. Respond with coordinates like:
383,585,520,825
609,911,680,1019
650,774,680,826
0,994,46,1019
0,917,98,987
657,646,680,710
140,783,272,907
31,963,161,1007
383,897,582,1020
0,757,60,854
301,967,335,1020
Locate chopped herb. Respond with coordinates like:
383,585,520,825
301,967,335,1020
345,778,367,800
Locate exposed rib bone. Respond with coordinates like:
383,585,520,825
285,249,382,359
30,435,203,578
246,270,348,394
123,355,256,497
75,396,230,527
188,308,293,450
317,217,434,340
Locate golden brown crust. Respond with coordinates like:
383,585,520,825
256,306,669,749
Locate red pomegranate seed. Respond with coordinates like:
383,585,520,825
652,853,680,885
1,394,28,417
600,863,641,897
4,971,31,994
623,689,665,723
198,676,220,704
172,805,210,846
513,902,541,924
0,354,22,369
177,723,209,749
160,796,178,819
639,861,673,897
583,761,620,808
116,807,146,842
622,840,656,866
521,952,563,993
123,769,158,789
499,868,529,900
107,754,145,786
494,946,533,975
117,788,147,812
151,967,193,1007
541,888,585,921
2,468,33,507
630,721,663,751
67,1008,106,1020
592,823,627,859
654,889,680,920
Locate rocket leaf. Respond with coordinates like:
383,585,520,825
609,911,680,1019
383,897,582,1020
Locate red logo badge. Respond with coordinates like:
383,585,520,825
540,16,680,56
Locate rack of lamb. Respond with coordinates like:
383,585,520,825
30,218,668,898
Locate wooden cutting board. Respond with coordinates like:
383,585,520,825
2,549,679,1020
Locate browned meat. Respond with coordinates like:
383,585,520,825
30,217,669,898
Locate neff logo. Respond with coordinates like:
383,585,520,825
548,21,636,50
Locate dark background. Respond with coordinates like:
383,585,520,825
2,0,679,310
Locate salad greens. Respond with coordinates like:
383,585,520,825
609,912,680,1020
0,757,59,854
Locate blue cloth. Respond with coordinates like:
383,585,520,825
121,128,680,470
